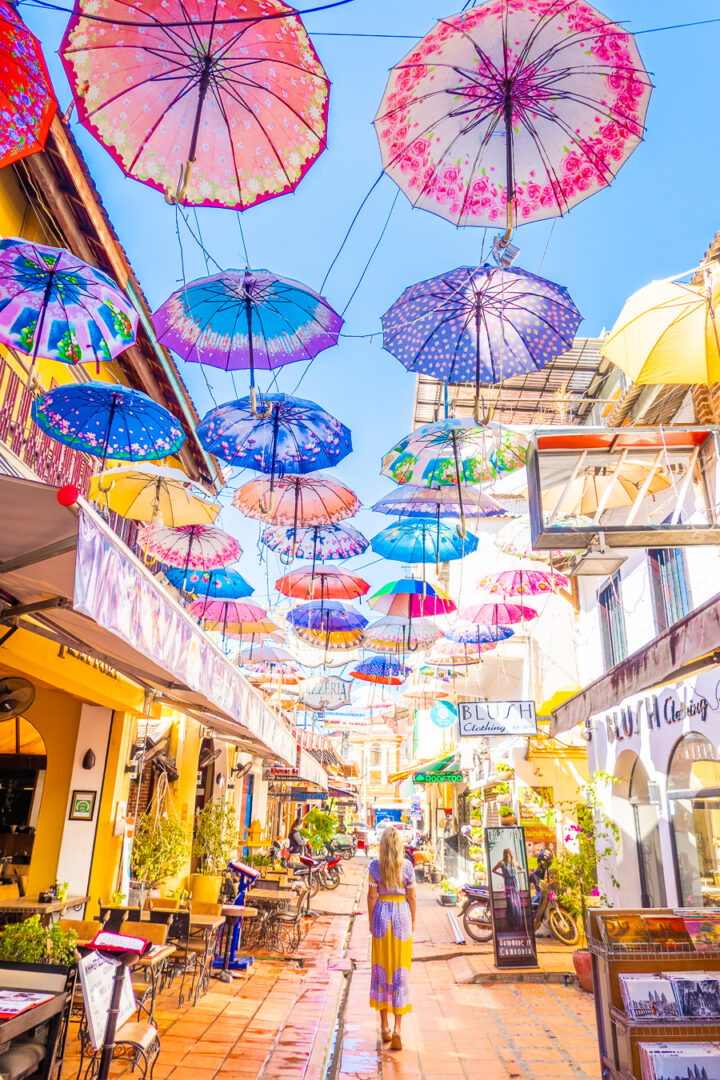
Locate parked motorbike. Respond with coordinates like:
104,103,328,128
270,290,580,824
460,849,579,946
327,834,357,860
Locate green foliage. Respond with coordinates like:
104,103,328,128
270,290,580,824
131,812,191,889
491,781,510,795
192,800,239,875
300,807,338,851
552,771,620,920
0,916,77,966
109,890,126,906
498,805,515,818
495,763,513,773
244,853,272,868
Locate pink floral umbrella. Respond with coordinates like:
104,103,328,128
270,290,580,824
188,599,266,623
460,601,538,627
478,567,568,597
61,0,329,210
137,523,241,572
375,0,651,240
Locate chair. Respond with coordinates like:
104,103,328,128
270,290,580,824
57,919,101,943
119,922,168,946
0,961,76,1080
0,884,19,900
152,912,198,1007
76,968,160,1080
98,905,140,931
148,897,180,911
187,901,222,916
184,919,223,1004
267,889,309,954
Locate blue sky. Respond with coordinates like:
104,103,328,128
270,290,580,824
25,0,720,607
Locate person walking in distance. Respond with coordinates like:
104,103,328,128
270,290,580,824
367,826,416,1050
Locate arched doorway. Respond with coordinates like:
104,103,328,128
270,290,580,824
629,757,666,908
667,732,720,907
0,716,46,890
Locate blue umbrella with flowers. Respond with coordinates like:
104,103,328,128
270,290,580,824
371,517,478,575
163,566,254,600
350,655,410,686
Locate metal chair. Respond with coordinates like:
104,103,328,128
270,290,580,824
151,911,198,1006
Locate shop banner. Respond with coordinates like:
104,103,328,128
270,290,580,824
459,700,537,737
484,826,538,969
74,511,296,764
299,676,352,711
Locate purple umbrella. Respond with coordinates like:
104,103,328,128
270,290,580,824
286,600,367,634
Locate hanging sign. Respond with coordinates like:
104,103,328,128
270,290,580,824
300,676,352,712
430,700,458,728
415,771,463,784
458,701,537,737
289,790,326,801
484,826,538,969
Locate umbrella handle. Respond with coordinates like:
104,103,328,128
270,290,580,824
258,490,276,516
473,393,494,426
456,513,467,540
250,386,273,420
278,549,295,567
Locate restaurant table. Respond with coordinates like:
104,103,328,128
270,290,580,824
0,989,68,1079
247,889,297,914
0,895,90,927
214,906,257,983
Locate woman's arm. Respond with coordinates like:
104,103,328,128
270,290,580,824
492,861,503,875
407,886,417,934
367,884,378,929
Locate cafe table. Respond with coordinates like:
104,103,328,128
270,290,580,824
0,895,90,927
0,989,69,1080
247,888,298,914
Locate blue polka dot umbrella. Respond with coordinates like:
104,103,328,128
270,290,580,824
382,264,581,419
350,655,410,686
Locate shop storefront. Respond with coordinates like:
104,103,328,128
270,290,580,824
587,668,720,908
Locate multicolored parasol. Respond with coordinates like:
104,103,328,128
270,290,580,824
368,579,456,620
154,269,342,413
374,0,651,238
286,601,367,635
350,655,410,686
88,465,220,526
0,1,57,170
163,566,253,599
261,523,369,566
479,568,569,598
461,602,538,626
363,616,442,655
137,523,241,571
445,621,515,646
0,238,137,371
371,484,503,519
32,382,184,463
275,566,369,603
189,599,266,625
236,645,294,666
233,473,360,533
61,0,329,211
494,517,585,562
292,626,365,652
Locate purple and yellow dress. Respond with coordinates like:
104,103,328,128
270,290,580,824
369,857,414,1016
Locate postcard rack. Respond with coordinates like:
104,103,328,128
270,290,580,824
588,908,720,1080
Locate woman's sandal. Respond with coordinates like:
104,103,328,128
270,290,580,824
381,1029,392,1043
391,1033,403,1051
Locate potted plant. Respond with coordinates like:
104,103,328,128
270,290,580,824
0,915,77,966
437,877,458,905
191,800,239,902
300,807,338,852
499,805,517,826
131,811,191,907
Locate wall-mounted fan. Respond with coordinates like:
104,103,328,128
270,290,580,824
230,761,252,781
198,747,222,770
0,678,36,720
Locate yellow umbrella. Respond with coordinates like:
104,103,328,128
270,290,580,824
601,275,720,385
89,464,220,525
535,459,672,516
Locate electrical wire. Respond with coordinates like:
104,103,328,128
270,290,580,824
18,0,358,27
341,190,400,317
319,174,384,294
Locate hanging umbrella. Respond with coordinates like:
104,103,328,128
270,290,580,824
154,269,342,415
601,275,720,385
372,484,504,519
88,464,220,526
368,579,456,619
293,625,365,652
461,602,538,627
371,518,478,575
363,616,442,655
350,655,410,686
479,567,569,597
0,238,138,373
189,599,266,625
137,522,241,572
539,459,672,516
382,419,527,536
261,523,369,567
236,645,294,666
234,475,360,548
445,621,515,645
382,264,581,419
276,566,369,603
228,623,282,642
374,0,651,241
163,566,253,599
197,395,352,498
494,517,586,562
32,382,185,464
0,1,57,169
286,601,367,635
427,639,494,666
61,0,328,211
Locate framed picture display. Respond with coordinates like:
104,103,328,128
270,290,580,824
70,790,97,821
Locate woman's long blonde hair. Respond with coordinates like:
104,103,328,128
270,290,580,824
378,827,404,892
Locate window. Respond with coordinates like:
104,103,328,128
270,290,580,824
598,573,627,670
648,548,691,633
370,745,382,768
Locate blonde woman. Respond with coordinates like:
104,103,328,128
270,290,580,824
367,826,416,1050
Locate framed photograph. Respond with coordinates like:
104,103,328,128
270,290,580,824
70,790,96,821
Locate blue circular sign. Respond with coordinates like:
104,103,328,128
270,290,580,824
430,700,457,728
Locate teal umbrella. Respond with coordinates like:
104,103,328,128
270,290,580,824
371,517,478,574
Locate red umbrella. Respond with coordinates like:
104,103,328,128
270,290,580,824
60,0,329,210
0,2,57,169
478,568,568,598
275,566,369,603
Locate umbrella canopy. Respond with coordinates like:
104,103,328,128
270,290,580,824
236,645,294,666
32,382,185,463
137,523,241,571
494,517,584,561
350,655,410,686
427,639,493,666
286,601,367,634
163,566,253,599
293,626,365,651
197,393,351,481
479,568,568,597
383,419,527,486
0,238,137,370
234,473,360,528
372,484,503,519
88,464,220,526
154,269,342,410
461,602,538,626
601,276,720,385
371,519,478,568
368,579,456,619
276,566,369,603
189,599,266,624
445,621,515,645
540,460,672,516
227,623,281,642
382,265,581,414
363,616,442,655
0,1,57,170
374,0,651,236
261,523,369,564
61,0,328,210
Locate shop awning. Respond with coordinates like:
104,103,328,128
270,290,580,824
388,751,456,784
298,749,328,791
0,476,296,764
550,588,720,736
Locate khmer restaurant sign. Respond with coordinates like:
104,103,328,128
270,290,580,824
299,676,352,712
